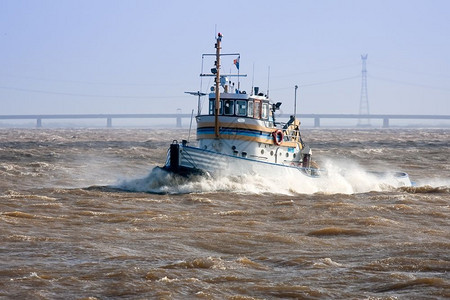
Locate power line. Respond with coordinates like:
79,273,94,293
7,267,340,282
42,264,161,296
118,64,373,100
368,75,450,92
370,62,450,79
300,75,360,87
271,75,359,91
0,73,184,87
0,86,187,99
272,63,360,79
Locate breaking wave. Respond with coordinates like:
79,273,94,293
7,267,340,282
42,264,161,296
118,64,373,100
114,167,270,195
113,158,448,195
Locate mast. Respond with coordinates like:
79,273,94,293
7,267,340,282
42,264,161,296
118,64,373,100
214,33,222,138
294,85,298,117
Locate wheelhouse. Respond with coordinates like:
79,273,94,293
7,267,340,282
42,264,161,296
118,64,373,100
207,94,272,122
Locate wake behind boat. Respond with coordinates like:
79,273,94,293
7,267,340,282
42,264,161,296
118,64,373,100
162,33,412,188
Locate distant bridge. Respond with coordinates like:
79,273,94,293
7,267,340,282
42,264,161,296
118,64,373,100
0,113,449,128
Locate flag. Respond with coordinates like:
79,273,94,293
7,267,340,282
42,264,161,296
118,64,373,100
233,57,240,70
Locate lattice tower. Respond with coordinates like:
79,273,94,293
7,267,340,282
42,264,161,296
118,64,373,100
358,54,370,126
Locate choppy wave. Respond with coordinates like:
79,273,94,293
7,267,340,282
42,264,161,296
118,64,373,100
307,227,367,237
1,128,449,299
375,277,448,293
400,185,450,194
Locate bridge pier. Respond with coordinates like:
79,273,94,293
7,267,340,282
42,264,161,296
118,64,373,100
107,117,112,128
176,109,182,128
383,118,389,128
314,117,320,127
36,118,42,128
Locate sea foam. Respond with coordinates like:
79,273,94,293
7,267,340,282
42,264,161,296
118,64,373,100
114,157,426,195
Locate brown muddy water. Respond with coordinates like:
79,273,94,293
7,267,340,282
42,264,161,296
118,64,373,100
0,128,449,299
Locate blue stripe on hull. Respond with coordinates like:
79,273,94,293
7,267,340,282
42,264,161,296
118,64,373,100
197,127,272,141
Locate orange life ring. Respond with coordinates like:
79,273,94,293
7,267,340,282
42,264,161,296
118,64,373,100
272,130,284,145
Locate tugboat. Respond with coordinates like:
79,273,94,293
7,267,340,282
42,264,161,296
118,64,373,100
164,33,319,179
162,33,412,187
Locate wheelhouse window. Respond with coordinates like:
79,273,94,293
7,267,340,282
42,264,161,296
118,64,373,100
208,99,223,115
208,98,252,117
247,101,254,117
236,100,247,116
209,100,214,115
261,103,269,120
254,100,261,119
223,100,234,115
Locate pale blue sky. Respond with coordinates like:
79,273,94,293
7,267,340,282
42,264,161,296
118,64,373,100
1,0,449,118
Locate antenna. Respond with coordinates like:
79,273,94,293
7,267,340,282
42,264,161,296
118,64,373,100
294,85,298,117
237,55,241,91
267,66,270,97
251,63,255,95
358,54,370,126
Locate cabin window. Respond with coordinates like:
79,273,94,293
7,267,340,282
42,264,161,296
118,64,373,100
262,103,269,119
254,100,261,119
209,100,214,115
236,100,247,116
247,101,254,117
224,100,234,115
208,100,223,115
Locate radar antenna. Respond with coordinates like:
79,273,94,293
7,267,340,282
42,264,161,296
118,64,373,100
184,91,207,116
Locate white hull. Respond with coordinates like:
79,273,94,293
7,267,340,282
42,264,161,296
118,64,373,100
179,144,318,178
164,143,412,188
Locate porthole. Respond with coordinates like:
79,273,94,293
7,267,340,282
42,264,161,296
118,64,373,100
270,151,274,156
286,153,289,157
261,149,265,155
